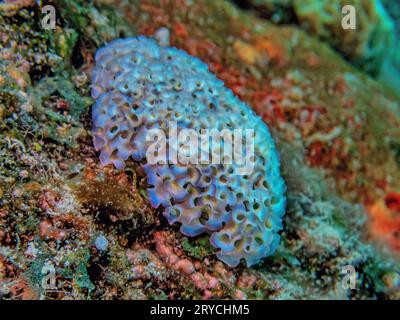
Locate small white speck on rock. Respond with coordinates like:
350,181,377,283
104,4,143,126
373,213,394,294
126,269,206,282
95,235,109,252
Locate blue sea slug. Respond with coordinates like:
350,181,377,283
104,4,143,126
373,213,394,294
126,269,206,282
91,36,286,267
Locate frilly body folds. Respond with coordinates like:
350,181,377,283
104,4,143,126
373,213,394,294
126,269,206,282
91,36,286,267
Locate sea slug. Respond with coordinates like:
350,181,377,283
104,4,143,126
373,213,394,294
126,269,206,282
91,36,286,267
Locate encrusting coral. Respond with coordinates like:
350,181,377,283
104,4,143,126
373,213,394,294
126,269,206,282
235,0,396,75
91,36,286,267
293,0,395,75
0,0,399,300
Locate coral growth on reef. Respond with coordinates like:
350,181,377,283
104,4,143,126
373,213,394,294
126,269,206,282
91,36,286,267
293,0,395,75
0,0,399,300
234,0,396,75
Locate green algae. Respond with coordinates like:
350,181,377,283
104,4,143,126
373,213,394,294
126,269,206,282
60,248,95,292
0,0,399,300
56,0,135,46
182,236,215,260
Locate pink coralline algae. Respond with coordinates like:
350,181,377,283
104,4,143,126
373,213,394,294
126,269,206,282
91,36,286,267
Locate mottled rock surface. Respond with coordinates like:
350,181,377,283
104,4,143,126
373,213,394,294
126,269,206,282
0,0,399,300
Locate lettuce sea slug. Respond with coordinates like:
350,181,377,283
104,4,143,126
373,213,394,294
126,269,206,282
91,36,286,267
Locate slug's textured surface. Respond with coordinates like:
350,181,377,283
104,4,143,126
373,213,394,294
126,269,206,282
91,36,286,267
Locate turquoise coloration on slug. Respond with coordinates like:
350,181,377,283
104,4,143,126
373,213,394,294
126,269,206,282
91,36,286,267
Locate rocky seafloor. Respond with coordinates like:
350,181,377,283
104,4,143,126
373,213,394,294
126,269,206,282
0,0,399,300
